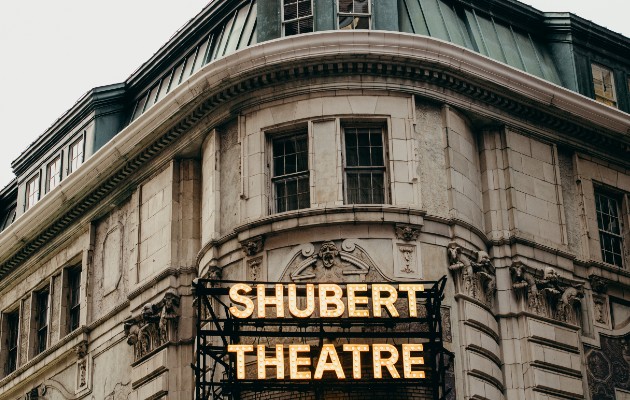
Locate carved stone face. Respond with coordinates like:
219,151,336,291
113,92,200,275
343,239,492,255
477,251,490,264
544,267,558,281
319,242,339,269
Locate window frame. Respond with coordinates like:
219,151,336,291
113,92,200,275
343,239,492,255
25,173,40,211
33,287,50,356
341,123,389,205
67,133,86,175
337,0,371,30
66,265,82,334
2,308,20,376
591,63,618,108
282,0,314,36
45,154,63,194
595,188,625,268
269,130,311,214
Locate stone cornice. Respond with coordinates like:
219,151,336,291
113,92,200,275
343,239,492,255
0,31,629,281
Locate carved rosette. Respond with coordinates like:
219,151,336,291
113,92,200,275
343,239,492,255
509,262,584,324
447,243,496,307
124,289,180,361
241,235,265,256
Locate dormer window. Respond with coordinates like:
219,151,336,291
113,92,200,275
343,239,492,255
283,0,313,36
25,175,40,211
592,63,617,107
68,136,85,174
338,0,370,30
46,156,61,193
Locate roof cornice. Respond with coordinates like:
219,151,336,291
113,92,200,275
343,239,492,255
0,32,629,283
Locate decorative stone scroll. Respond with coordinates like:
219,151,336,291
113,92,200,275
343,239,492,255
447,243,496,307
124,289,180,361
241,235,265,256
509,262,584,324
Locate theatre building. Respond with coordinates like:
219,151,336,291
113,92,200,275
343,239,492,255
1,0,630,398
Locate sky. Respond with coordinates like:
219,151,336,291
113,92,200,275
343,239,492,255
0,0,628,189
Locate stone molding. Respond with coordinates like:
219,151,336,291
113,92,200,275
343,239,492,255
1,31,628,283
510,262,584,325
124,289,180,362
240,235,265,256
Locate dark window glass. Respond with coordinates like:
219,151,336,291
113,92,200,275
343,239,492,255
344,127,385,204
596,191,624,267
283,0,313,36
68,267,81,332
35,289,49,355
273,134,310,213
5,311,18,375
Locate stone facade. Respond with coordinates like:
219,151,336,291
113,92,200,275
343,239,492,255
0,1,629,400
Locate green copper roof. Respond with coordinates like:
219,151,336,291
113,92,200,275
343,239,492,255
399,0,562,85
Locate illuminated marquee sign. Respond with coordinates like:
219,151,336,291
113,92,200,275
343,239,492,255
226,283,426,380
193,278,448,400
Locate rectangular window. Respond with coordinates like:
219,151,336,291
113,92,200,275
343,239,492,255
283,0,313,36
595,191,624,267
46,156,62,193
68,136,85,174
4,311,19,375
35,289,49,355
338,0,370,30
25,174,40,211
344,127,386,204
272,133,310,213
592,63,617,107
67,266,81,332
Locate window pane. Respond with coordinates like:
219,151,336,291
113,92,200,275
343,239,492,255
595,191,623,267
26,175,40,210
69,137,85,174
273,133,309,212
592,63,617,107
46,156,61,193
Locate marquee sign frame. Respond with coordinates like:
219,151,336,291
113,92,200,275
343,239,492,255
192,276,451,400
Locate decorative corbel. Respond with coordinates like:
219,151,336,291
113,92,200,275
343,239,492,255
395,224,421,242
589,275,608,294
74,341,88,359
241,235,265,256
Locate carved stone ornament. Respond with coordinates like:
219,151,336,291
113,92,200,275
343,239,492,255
247,256,263,281
241,235,265,256
124,289,180,361
447,243,496,307
589,275,609,294
395,224,421,242
75,340,88,358
282,240,387,283
593,295,608,325
510,262,584,324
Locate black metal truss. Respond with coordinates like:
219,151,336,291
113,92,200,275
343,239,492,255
193,277,451,400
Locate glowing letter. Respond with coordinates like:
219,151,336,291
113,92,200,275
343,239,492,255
373,344,400,379
289,344,311,379
343,344,369,379
314,344,345,379
257,284,285,318
229,284,254,319
319,284,344,318
228,344,253,379
372,284,399,317
257,344,285,379
402,344,425,379
347,284,369,317
398,284,425,317
288,284,315,318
